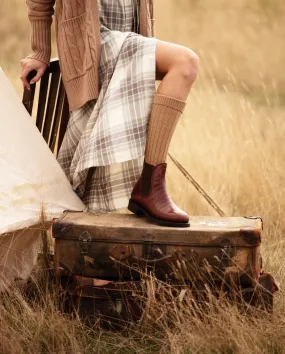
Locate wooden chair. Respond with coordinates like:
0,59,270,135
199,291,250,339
22,58,69,156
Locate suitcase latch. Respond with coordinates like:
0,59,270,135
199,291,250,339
79,231,92,255
220,239,232,267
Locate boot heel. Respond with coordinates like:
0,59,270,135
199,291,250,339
128,199,144,216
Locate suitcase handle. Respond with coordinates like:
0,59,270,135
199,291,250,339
109,245,183,265
130,254,176,265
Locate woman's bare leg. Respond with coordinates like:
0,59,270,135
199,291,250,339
143,40,199,164
128,41,199,227
156,40,199,100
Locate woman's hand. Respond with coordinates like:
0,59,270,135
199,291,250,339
20,58,48,90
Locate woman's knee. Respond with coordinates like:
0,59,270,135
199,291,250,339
155,41,199,84
173,48,199,84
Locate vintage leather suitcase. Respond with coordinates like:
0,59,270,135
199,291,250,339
63,273,278,329
53,212,263,287
65,276,142,329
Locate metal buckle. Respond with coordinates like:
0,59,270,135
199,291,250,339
79,231,92,255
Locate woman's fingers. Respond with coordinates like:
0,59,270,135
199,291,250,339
20,59,48,90
20,66,32,90
30,68,45,85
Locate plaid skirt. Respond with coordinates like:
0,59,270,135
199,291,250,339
57,0,157,211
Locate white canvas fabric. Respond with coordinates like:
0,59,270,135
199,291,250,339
0,69,86,285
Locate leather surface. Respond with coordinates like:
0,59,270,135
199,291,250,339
131,162,189,223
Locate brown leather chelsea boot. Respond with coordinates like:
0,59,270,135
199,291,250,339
128,161,190,227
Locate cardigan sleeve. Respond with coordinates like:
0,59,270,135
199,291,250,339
26,0,55,65
150,1,155,37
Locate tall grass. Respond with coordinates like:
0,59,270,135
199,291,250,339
1,0,285,352
0,266,283,354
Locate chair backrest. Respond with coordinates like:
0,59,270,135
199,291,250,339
22,58,70,156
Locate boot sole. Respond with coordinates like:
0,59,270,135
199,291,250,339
128,199,190,228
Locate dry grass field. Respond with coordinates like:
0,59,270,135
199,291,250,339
1,0,285,353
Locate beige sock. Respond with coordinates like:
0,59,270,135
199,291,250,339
145,94,186,165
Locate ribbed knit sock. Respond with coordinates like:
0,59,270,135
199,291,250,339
145,94,186,165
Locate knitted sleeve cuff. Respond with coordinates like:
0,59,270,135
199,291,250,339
27,20,52,65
